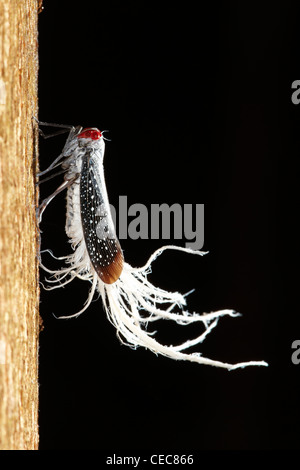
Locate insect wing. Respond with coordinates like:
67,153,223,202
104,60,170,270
80,150,123,284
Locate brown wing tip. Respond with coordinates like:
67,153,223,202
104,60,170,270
96,248,124,284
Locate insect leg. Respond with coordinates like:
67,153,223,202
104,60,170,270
38,173,79,223
38,168,68,184
35,120,82,178
33,117,75,139
37,153,67,178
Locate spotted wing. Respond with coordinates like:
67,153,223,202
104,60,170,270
80,150,123,284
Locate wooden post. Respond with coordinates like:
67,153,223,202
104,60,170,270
0,0,39,450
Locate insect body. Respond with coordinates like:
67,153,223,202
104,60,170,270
38,121,268,370
38,124,123,285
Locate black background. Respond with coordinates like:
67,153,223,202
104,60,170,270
37,0,299,451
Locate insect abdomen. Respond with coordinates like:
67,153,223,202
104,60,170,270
80,151,123,284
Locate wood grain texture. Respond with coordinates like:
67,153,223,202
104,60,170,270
0,0,39,450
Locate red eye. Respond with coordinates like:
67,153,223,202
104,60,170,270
90,130,101,140
77,128,102,140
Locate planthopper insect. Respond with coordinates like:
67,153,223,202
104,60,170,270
36,120,268,370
